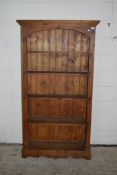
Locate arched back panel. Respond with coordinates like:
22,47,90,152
17,20,100,159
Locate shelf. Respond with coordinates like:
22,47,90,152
27,51,88,54
28,94,87,99
27,71,88,74
27,116,86,124
28,141,85,150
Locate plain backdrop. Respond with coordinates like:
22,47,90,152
0,0,117,144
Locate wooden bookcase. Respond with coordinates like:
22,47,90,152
17,20,99,159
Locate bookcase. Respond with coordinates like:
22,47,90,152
17,20,99,159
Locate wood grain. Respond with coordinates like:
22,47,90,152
17,20,99,159
28,98,86,118
27,73,87,95
28,141,85,150
28,123,85,142
26,29,89,73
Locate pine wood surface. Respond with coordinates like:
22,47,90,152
17,20,99,159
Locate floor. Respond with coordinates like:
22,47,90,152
0,144,117,175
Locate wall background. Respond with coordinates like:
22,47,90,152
0,0,117,144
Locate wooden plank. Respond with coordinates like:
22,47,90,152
36,53,50,71
62,74,68,94
27,52,31,71
28,141,85,150
55,53,62,72
39,30,50,71
49,73,55,94
27,74,87,95
27,98,86,118
79,75,87,95
49,53,56,71
22,148,91,159
74,33,82,72
28,94,87,99
17,20,100,28
61,53,68,72
61,98,73,117
68,30,75,71
27,37,30,51
55,74,62,94
66,75,74,95
85,31,96,150
63,30,69,51
55,29,62,51
26,31,88,72
37,30,46,70
28,74,35,94
74,52,81,72
73,75,80,95
43,30,49,51
27,71,88,74
31,53,37,71
36,53,43,71
49,30,56,71
72,99,86,118
27,117,86,124
82,36,89,53
42,53,50,71
50,29,55,51
37,74,50,94
28,53,55,71
36,31,43,51
75,32,82,52
69,30,74,52
28,51,83,54
68,52,75,72
30,33,37,51
81,53,88,72
28,123,85,142
81,36,89,71
21,35,28,148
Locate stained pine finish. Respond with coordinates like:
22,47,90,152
27,73,87,95
27,30,89,72
28,98,86,118
28,124,85,142
17,20,100,159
